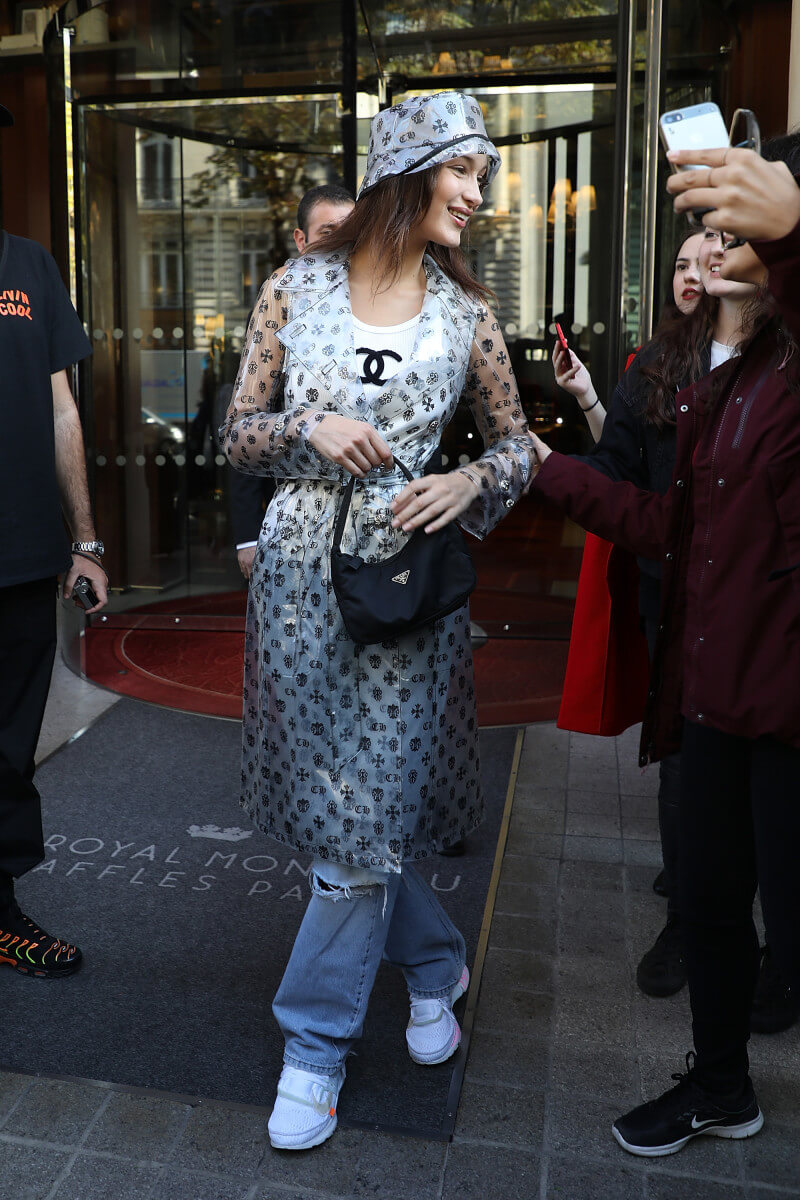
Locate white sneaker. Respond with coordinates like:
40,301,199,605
406,966,469,1066
268,1064,345,1150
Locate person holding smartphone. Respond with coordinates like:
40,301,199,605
551,226,767,1008
527,132,800,1157
553,231,705,441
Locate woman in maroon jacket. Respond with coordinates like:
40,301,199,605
524,141,800,1157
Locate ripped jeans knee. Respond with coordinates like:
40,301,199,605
311,862,391,914
311,873,378,901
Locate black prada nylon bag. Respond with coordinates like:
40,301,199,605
330,456,477,645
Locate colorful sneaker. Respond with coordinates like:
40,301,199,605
268,1064,345,1151
406,967,469,1066
0,907,82,979
612,1055,764,1157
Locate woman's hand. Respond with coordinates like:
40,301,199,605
528,432,552,476
667,148,800,242
307,414,393,477
391,470,479,533
552,344,598,410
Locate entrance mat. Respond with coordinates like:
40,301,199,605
1,700,519,1140
84,624,568,726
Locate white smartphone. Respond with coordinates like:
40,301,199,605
658,102,729,170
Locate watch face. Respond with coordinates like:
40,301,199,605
94,541,105,556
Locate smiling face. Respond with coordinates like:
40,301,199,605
698,228,758,300
414,154,488,249
719,238,769,287
672,233,704,314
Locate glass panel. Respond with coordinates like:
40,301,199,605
78,95,346,615
57,0,352,100
360,1,619,79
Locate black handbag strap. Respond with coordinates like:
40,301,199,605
332,456,416,557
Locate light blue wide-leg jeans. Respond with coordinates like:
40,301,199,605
273,861,466,1075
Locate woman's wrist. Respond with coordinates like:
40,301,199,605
579,396,601,412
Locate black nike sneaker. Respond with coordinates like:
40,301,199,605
0,905,83,978
612,1054,764,1157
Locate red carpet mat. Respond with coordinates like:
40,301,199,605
85,622,568,727
85,498,575,724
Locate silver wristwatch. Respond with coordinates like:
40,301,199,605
72,539,105,557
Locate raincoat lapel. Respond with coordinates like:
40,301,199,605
277,253,368,419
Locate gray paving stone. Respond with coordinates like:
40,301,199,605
150,1171,255,1200
511,785,566,814
259,1126,365,1194
471,987,554,1038
621,795,660,820
500,854,560,889
644,1174,747,1199
486,914,556,958
0,1141,71,1198
464,1029,550,1089
509,807,565,836
617,771,659,798
567,763,620,794
560,860,624,893
51,1154,164,1199
625,864,664,894
633,995,694,1058
507,830,564,858
563,835,623,864
2,1078,106,1144
741,1121,800,1189
549,1043,640,1103
566,810,622,838
752,1069,800,1128
442,1140,540,1199
547,1088,648,1166
622,815,660,842
624,840,663,867
83,1091,190,1158
0,1071,32,1128
481,943,555,991
169,1105,270,1176
494,880,558,919
554,991,634,1050
454,1078,545,1148
352,1131,446,1198
546,1155,645,1199
567,788,622,816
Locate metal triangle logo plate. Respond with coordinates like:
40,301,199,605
392,570,410,585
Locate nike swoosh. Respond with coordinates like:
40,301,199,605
690,1115,720,1130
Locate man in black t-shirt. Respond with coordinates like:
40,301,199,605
0,102,108,979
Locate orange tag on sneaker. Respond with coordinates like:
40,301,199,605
329,1107,336,1116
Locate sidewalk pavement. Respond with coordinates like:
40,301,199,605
2,711,798,1200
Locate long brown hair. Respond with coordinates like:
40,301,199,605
308,168,496,306
637,290,717,429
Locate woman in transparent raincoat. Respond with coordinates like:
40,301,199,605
220,91,534,1149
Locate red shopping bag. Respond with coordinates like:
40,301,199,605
557,532,651,736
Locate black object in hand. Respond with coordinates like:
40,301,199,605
72,575,99,610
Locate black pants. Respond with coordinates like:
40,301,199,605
0,577,57,904
679,719,800,1092
644,618,681,917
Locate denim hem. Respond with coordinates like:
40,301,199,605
408,965,464,1001
283,1052,346,1077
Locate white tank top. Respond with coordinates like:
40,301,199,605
353,313,420,399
